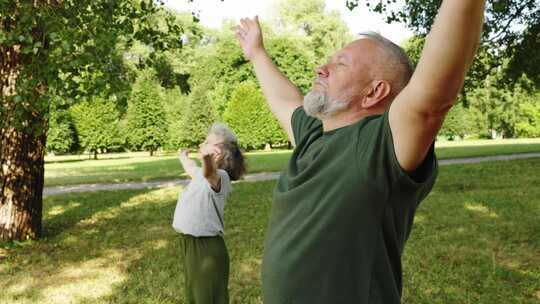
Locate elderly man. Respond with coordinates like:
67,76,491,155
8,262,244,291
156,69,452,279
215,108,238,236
235,1,485,303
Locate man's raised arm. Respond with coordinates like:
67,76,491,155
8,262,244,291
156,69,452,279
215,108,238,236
389,0,486,172
235,17,303,145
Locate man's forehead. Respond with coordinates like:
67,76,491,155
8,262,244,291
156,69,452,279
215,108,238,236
329,52,349,61
347,37,379,50
332,38,378,60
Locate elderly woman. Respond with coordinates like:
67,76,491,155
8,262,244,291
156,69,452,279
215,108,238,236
172,122,246,304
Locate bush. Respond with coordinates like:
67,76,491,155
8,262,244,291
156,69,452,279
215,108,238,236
47,106,79,154
515,96,540,138
223,81,288,150
171,84,217,149
439,103,473,140
70,97,122,159
126,69,168,155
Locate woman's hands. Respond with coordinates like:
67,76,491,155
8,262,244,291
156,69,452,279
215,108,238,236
177,149,196,178
199,142,224,165
199,144,222,191
177,149,189,161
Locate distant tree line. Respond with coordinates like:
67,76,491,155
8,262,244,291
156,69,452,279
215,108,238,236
46,0,540,159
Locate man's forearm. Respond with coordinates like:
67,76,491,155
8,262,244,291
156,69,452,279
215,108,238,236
235,17,303,143
251,50,304,110
250,50,303,139
411,0,486,112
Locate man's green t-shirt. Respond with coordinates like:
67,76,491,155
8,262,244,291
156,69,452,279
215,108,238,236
262,107,438,304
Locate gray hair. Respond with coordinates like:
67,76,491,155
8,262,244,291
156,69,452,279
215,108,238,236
357,31,414,101
208,122,246,181
209,122,238,144
303,90,354,119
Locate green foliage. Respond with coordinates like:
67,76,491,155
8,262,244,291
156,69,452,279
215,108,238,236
265,36,316,94
189,31,316,123
467,74,538,139
172,83,217,149
272,0,352,64
123,11,205,92
223,81,288,150
439,103,472,140
182,32,254,123
1,1,184,134
402,35,495,100
126,69,168,155
163,87,187,149
190,35,255,90
349,0,538,45
46,106,79,154
401,35,424,68
70,97,122,158
353,0,540,90
207,83,231,120
402,34,539,140
515,94,540,138
506,15,540,88
467,77,514,139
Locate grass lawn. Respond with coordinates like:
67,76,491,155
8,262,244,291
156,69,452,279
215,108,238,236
44,151,292,187
3,158,539,303
44,139,540,187
436,139,540,159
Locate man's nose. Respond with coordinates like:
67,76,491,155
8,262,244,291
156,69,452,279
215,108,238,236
315,65,329,78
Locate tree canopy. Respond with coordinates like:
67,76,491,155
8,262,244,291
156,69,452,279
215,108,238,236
348,0,540,88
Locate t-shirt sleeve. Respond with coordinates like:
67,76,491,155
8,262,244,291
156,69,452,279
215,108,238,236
380,110,438,201
291,106,323,145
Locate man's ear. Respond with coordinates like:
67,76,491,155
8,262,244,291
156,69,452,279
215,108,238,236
360,80,391,109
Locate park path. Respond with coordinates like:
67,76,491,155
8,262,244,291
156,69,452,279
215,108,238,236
43,152,540,196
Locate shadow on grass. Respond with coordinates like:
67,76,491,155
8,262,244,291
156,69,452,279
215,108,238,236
402,158,540,303
45,156,134,164
99,181,274,304
1,181,275,304
45,159,85,164
1,188,161,303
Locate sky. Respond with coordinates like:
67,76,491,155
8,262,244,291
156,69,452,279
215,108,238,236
164,0,413,45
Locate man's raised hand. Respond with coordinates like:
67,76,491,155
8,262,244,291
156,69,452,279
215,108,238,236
234,16,303,144
234,16,265,61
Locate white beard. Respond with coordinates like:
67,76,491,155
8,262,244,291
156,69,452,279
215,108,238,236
303,90,352,119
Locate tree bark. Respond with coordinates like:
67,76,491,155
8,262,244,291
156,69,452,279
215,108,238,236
0,125,46,241
0,4,48,241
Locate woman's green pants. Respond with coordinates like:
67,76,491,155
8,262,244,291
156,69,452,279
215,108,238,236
180,233,229,304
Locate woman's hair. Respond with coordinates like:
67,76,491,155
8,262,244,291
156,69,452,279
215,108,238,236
209,122,246,181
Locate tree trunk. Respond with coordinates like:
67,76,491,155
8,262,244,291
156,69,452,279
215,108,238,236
0,125,46,241
0,5,48,241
